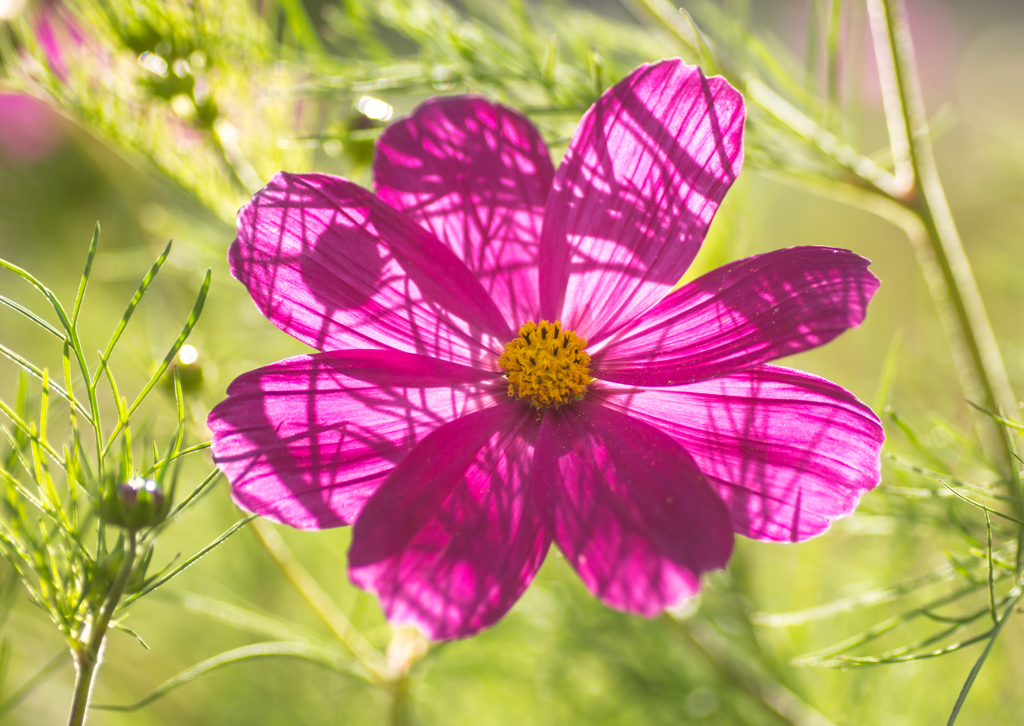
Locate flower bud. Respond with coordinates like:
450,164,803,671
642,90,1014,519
101,477,168,530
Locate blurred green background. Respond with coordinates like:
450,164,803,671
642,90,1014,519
3,0,1024,724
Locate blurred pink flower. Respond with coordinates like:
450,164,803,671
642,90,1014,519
33,3,86,83
208,59,884,640
0,93,63,163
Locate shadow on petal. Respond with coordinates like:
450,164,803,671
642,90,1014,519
540,59,745,344
230,172,511,364
592,246,880,385
208,350,502,530
535,401,733,616
375,96,554,325
349,404,549,640
598,365,884,542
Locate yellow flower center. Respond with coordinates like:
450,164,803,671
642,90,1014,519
498,320,593,409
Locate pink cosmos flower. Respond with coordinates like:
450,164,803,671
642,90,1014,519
208,59,884,640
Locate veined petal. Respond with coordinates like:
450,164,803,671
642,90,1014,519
535,402,733,616
349,404,548,640
592,247,879,386
374,96,554,324
539,59,745,344
230,172,513,365
208,350,501,530
598,366,883,542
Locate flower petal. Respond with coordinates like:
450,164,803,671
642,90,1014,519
231,172,512,364
592,247,879,386
349,404,548,640
535,401,733,616
374,96,554,324
598,365,884,542
539,59,745,344
208,350,501,530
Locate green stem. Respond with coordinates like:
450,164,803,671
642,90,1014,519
869,0,1017,477
67,531,137,726
388,676,412,726
250,520,391,682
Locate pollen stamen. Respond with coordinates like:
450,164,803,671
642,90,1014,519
498,320,592,409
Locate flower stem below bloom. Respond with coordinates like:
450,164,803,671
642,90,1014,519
868,0,1017,479
67,530,137,726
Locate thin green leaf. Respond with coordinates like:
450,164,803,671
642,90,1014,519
678,9,716,72
947,590,1022,725
541,33,557,88
140,442,211,478
92,641,349,712
93,240,172,386
872,329,903,413
143,469,220,542
112,622,150,651
791,576,1002,665
938,480,1024,525
985,513,997,625
117,513,255,610
966,401,1024,434
0,257,76,340
823,628,996,668
753,562,958,627
0,399,64,467
0,464,46,514
104,268,211,454
803,0,821,92
743,76,900,196
825,0,844,116
279,0,326,55
0,344,91,422
178,592,324,644
0,651,68,718
588,49,604,98
71,223,100,327
153,369,186,493
0,294,65,341
886,407,950,473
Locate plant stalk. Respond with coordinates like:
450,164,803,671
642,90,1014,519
67,530,137,726
869,0,1017,477
250,519,391,682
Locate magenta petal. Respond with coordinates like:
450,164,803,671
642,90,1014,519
35,13,68,82
349,404,549,640
592,247,879,386
535,402,733,616
207,350,501,530
231,172,513,364
539,59,745,344
599,365,884,542
374,96,554,325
